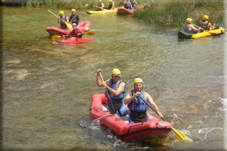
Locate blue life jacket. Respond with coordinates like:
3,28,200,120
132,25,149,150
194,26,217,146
128,90,149,112
69,14,79,25
60,16,67,29
105,79,125,102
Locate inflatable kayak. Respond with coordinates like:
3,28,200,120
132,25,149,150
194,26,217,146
178,27,225,39
90,93,172,142
86,8,117,14
56,37,94,44
46,21,91,36
117,7,136,15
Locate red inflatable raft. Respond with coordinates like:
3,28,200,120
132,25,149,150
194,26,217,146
117,7,136,15
56,37,94,44
90,93,172,142
46,21,91,36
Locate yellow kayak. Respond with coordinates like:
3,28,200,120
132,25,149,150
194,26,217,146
86,8,117,14
178,27,225,39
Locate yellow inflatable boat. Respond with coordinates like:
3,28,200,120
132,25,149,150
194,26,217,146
178,27,225,39
86,8,117,14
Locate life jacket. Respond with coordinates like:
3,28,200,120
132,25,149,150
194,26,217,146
201,21,212,30
183,24,192,34
128,90,149,112
60,16,67,29
105,79,125,102
69,14,79,25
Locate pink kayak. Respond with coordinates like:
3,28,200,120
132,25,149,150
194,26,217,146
56,37,94,44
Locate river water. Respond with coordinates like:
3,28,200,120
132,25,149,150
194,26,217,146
2,7,226,150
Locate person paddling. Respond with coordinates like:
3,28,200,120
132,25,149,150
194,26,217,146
67,23,84,38
94,0,105,11
96,68,126,116
199,15,216,30
69,9,80,27
124,0,133,10
107,0,115,10
183,18,203,34
124,78,163,123
58,10,69,29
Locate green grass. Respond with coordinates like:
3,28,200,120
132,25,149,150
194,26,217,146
134,0,224,28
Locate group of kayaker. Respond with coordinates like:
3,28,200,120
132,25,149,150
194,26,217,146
58,9,84,38
93,0,115,11
94,0,138,11
96,68,163,124
183,15,217,34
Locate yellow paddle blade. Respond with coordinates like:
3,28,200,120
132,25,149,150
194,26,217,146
65,22,73,30
51,35,62,40
85,31,95,36
172,127,192,142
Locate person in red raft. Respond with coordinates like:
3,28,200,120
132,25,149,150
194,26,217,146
96,68,127,116
124,78,163,124
67,23,84,38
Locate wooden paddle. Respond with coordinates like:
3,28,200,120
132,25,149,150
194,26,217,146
48,10,73,30
138,96,192,142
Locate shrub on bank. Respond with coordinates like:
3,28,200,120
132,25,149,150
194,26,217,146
134,0,224,28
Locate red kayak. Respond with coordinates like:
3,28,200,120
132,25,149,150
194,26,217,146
117,7,136,15
90,93,172,142
56,37,94,44
46,21,91,36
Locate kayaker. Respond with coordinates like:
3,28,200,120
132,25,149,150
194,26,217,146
58,10,69,29
130,0,138,9
199,15,216,30
69,9,80,27
124,78,163,123
95,0,105,11
96,68,127,116
67,23,84,38
183,18,203,34
124,0,133,10
107,0,115,10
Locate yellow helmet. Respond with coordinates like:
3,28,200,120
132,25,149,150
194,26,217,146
59,10,64,16
133,78,143,84
111,68,121,75
186,18,192,24
202,15,209,21
71,9,76,12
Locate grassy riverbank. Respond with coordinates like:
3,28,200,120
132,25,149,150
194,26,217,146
134,0,224,28
25,0,224,29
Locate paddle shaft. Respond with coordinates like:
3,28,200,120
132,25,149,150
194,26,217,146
138,96,164,120
99,73,117,114
48,10,59,18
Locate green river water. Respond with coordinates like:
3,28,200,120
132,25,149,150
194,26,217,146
1,7,226,151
